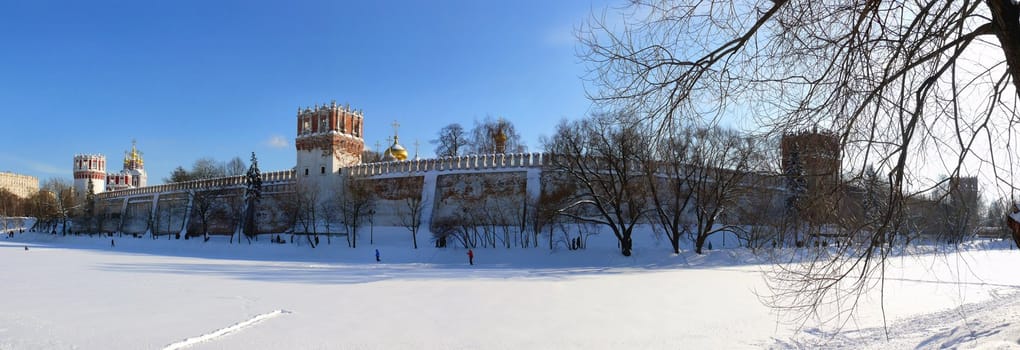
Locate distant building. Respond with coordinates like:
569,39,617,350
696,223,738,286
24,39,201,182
0,171,39,198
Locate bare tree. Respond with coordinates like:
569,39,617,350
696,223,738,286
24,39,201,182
293,181,320,248
431,123,470,157
165,156,244,183
191,157,227,180
362,149,383,163
580,0,1020,331
0,190,16,233
28,189,59,232
398,194,426,249
469,116,526,154
642,127,697,254
542,112,650,256
319,197,339,245
274,190,301,243
687,127,761,254
0,189,29,220
41,178,76,235
224,156,246,176
336,176,374,248
187,186,231,239
984,196,1012,239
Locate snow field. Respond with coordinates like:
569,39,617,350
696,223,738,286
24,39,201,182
1,227,1019,349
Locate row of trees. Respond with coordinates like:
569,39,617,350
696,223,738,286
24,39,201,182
164,156,247,183
575,0,1020,331
542,112,774,256
541,111,1014,258
283,178,427,249
0,178,81,234
430,116,527,157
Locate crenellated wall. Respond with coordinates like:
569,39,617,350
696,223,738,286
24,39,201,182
88,154,551,236
94,170,296,201
344,152,546,177
76,150,790,240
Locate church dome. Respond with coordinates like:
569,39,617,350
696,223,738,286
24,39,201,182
384,136,408,161
123,141,144,169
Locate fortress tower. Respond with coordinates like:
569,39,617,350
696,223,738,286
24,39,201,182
781,129,841,224
295,101,366,184
73,154,107,195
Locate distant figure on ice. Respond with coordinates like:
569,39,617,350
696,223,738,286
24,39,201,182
375,249,380,262
467,249,474,265
24,246,28,251
111,239,115,248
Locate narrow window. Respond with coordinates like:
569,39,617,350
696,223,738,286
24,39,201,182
320,166,326,174
304,168,309,176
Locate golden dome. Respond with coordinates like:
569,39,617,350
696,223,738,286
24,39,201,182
494,128,507,144
123,141,144,169
386,136,408,161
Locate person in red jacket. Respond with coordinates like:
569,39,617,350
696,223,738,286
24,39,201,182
467,249,474,265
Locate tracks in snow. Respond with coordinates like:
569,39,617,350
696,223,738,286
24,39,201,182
162,309,290,350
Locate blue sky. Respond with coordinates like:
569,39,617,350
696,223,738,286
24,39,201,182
0,0,615,184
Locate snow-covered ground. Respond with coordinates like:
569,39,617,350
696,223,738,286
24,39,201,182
1,225,1019,349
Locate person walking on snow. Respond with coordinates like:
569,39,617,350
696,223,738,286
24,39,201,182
111,239,115,247
467,249,474,265
375,249,381,262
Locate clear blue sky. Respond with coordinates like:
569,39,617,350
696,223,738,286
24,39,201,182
0,0,615,185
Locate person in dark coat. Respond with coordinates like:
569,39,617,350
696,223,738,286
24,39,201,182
111,239,115,247
375,249,381,262
467,249,474,265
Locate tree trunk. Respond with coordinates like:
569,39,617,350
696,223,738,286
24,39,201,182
695,233,707,255
988,0,1020,96
620,234,633,256
670,233,681,255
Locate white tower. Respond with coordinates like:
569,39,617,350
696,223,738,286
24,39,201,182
73,154,107,195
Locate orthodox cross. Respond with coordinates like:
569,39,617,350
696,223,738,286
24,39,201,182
391,120,400,138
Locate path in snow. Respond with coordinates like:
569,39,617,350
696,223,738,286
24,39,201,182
162,310,289,350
